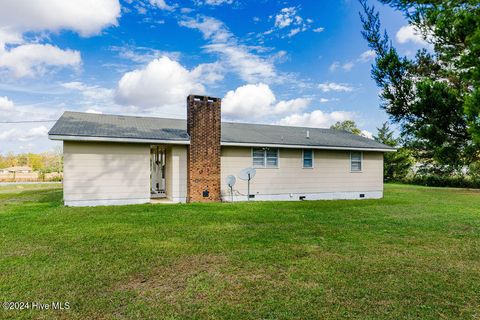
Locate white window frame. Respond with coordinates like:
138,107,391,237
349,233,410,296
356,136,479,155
302,149,314,169
252,147,279,168
350,151,363,172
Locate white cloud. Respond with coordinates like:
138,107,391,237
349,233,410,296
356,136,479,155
271,7,312,38
330,61,354,72
318,82,353,92
60,81,118,115
179,16,277,82
0,100,63,122
0,96,15,111
115,56,205,109
85,109,103,114
0,129,16,141
313,27,325,33
278,110,354,128
271,50,289,63
342,62,354,71
191,62,224,84
329,61,340,72
203,43,276,82
0,0,120,37
222,83,310,119
0,43,81,78
396,25,429,45
62,82,113,102
0,125,49,142
0,101,64,153
361,130,373,139
149,0,175,11
18,125,49,141
0,0,119,78
111,45,181,64
196,0,234,5
358,50,376,62
0,29,22,47
319,98,329,103
275,7,297,29
288,28,302,38
273,98,310,114
179,16,231,43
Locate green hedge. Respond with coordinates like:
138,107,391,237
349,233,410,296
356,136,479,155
400,175,480,189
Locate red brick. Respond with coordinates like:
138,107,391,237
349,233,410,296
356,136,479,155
186,95,221,202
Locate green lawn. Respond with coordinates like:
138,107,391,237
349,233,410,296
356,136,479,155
1,184,479,319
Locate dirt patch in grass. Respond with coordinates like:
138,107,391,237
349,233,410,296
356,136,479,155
112,254,301,315
115,255,231,303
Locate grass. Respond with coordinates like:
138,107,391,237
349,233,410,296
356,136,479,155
0,184,479,319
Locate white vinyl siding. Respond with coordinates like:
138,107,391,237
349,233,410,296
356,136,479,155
252,148,279,168
165,145,187,202
303,149,313,168
350,151,362,172
64,142,188,205
63,141,150,205
221,147,383,197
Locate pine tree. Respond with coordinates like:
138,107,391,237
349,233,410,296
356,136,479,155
374,122,414,181
359,0,480,174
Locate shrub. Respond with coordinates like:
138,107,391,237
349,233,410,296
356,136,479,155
400,175,480,189
45,175,63,182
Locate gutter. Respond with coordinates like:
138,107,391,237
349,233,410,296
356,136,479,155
49,134,396,152
220,142,396,152
48,134,190,145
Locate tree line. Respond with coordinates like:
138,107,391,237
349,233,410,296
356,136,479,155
0,152,63,174
332,118,480,188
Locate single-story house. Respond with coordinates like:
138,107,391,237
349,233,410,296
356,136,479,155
0,166,33,174
48,95,395,206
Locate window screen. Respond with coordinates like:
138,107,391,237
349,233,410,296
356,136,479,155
350,152,362,172
252,148,278,168
303,149,313,168
252,148,265,167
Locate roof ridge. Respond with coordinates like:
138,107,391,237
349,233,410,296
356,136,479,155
64,111,343,132
63,111,186,122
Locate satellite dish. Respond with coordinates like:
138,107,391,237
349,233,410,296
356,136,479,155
226,175,236,187
238,168,256,201
239,168,256,181
226,175,236,202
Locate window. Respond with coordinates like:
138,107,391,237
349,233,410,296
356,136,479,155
350,152,362,172
303,149,313,168
252,148,265,167
252,148,278,168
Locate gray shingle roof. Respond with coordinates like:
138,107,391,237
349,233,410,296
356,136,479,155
49,111,395,151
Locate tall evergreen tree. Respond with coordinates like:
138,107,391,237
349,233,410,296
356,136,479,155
359,0,480,174
374,122,414,181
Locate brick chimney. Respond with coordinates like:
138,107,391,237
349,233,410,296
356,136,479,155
186,95,221,202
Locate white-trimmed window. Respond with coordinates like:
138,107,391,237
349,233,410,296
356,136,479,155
350,151,362,172
303,149,313,168
252,148,278,168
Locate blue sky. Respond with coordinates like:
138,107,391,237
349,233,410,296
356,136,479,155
0,0,428,154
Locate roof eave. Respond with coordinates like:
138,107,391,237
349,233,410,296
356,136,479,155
221,141,396,152
48,134,190,145
49,134,395,152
